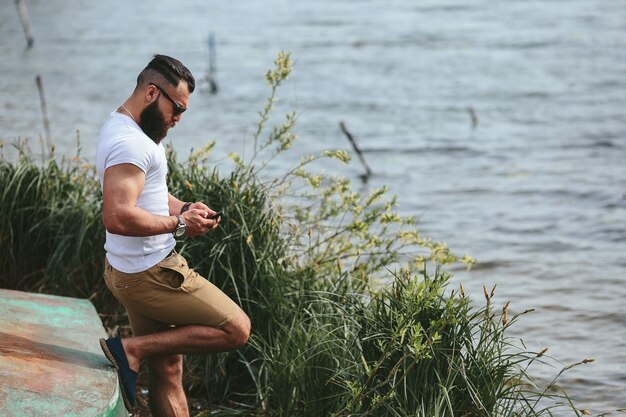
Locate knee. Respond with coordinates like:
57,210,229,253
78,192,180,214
148,354,183,384
225,312,251,350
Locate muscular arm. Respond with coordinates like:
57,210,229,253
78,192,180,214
102,164,178,236
103,163,220,237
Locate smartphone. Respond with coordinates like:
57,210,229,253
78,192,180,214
207,211,223,220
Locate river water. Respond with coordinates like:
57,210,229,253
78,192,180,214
1,0,625,413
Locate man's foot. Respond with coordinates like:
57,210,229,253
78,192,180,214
99,337,138,411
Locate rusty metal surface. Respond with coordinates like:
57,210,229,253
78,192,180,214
0,289,127,417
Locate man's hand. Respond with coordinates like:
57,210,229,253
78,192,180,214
180,203,222,237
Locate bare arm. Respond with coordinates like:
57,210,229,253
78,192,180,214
102,164,218,237
102,164,178,236
168,193,186,216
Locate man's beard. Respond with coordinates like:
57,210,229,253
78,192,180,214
139,101,170,144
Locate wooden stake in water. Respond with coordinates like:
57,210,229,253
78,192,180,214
339,121,372,180
467,106,478,129
16,0,35,48
207,32,218,94
36,75,52,153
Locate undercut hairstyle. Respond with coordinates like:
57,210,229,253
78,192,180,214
136,54,195,93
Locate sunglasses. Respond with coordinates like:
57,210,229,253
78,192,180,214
150,83,186,115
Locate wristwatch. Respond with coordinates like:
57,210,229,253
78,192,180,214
173,215,186,238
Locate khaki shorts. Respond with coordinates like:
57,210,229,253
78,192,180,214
103,251,240,336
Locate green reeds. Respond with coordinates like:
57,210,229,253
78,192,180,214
0,141,107,300
0,53,591,416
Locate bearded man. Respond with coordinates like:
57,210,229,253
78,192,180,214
95,54,250,416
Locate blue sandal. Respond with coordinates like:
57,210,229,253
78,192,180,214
99,337,137,411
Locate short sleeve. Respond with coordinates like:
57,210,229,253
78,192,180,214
104,133,152,173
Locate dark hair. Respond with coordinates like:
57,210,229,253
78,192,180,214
137,54,195,93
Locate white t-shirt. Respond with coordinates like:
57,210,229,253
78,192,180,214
96,112,176,273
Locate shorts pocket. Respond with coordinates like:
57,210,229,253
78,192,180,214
157,254,195,290
179,272,205,293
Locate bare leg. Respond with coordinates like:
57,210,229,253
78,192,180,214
147,354,189,417
123,310,251,372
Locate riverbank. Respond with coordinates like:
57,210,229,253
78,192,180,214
0,55,595,416
3,2,626,409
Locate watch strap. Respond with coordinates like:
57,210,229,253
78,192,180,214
173,215,186,237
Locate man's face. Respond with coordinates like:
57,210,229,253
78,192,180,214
140,82,190,144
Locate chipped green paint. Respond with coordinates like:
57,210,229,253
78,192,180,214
0,289,127,417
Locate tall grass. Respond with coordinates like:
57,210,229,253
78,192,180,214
0,53,594,416
0,140,108,301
